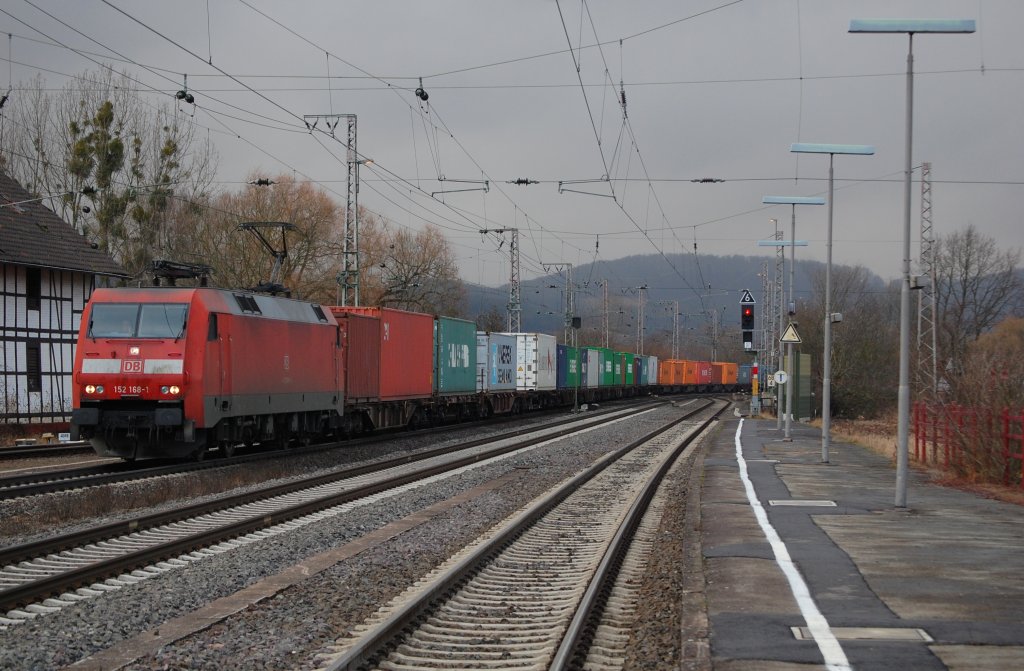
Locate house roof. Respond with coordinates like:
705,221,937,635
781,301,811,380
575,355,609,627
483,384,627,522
0,170,126,277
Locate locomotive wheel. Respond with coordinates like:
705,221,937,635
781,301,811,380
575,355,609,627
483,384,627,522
221,441,236,459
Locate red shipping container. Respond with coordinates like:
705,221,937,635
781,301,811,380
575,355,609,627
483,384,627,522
329,306,434,400
697,361,714,386
681,360,700,386
336,312,380,402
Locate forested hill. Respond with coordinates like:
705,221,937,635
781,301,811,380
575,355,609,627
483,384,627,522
464,252,887,338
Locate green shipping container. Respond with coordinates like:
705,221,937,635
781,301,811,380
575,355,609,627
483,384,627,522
620,352,636,385
434,316,477,394
598,347,615,387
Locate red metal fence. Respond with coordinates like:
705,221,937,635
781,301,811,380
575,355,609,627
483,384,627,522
913,402,1024,488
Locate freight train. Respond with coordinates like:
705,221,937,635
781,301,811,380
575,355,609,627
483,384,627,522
70,287,750,460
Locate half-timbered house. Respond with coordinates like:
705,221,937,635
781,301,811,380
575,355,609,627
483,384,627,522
0,170,126,429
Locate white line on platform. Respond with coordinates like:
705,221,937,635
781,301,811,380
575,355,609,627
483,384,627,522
734,420,851,671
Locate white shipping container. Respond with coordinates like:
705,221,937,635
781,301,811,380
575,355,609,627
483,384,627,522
476,332,517,392
504,332,557,391
584,348,601,388
647,355,659,384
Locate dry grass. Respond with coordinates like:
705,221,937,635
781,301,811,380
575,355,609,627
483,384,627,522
822,413,1024,507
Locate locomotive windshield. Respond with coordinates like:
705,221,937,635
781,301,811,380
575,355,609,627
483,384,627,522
89,302,189,339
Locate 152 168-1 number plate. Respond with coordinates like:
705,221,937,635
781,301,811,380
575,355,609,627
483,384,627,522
114,385,148,395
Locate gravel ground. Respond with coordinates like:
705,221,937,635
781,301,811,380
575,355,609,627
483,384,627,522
624,439,708,670
0,401,718,670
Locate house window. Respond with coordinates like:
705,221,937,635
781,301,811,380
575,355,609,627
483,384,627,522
26,267,41,311
26,341,42,392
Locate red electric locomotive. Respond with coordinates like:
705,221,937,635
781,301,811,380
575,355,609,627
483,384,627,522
71,287,344,460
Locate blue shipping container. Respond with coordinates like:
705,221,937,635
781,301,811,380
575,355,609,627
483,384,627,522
476,332,517,392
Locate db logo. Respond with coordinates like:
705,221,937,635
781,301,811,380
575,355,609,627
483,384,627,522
122,359,143,374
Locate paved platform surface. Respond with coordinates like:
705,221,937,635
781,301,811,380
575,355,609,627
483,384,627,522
695,416,1024,671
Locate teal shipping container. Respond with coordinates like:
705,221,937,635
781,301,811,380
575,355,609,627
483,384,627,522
434,316,477,394
556,344,580,389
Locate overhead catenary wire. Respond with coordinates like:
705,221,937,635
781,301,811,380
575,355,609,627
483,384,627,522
555,0,709,312
2,7,305,136
9,2,1014,302
231,0,592,282
33,0,553,284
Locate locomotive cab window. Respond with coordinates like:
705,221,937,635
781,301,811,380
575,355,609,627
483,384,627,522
89,303,189,339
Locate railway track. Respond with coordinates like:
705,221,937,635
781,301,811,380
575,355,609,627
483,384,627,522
0,401,668,626
0,399,659,500
0,441,93,460
315,398,726,670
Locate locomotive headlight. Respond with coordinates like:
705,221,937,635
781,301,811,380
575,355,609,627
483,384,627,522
85,384,96,394
166,385,181,395
129,346,140,356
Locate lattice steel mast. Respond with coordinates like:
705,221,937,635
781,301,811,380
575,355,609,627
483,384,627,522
480,228,521,332
916,161,938,400
306,114,360,306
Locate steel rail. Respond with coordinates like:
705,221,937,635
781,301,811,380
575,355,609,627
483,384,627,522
550,399,728,669
0,401,664,612
323,399,722,671
0,398,657,500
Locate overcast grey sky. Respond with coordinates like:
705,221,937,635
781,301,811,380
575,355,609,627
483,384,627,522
3,0,1021,300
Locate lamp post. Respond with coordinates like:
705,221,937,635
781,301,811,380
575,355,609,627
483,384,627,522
762,196,825,440
790,143,874,464
850,18,975,507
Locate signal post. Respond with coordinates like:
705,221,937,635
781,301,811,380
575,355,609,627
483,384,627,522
740,290,760,415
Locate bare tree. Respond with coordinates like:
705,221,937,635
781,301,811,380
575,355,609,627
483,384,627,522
166,174,343,300
360,215,466,316
475,307,506,333
0,67,216,277
934,224,1022,379
797,264,900,418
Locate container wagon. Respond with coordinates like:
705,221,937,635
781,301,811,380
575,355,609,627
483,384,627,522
330,306,434,430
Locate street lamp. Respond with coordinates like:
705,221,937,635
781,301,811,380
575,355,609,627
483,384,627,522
849,17,975,507
790,143,874,464
762,195,825,441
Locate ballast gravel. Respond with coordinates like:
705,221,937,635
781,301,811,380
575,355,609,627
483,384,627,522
0,402,716,670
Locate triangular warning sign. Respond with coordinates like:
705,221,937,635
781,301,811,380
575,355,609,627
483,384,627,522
739,289,755,304
780,322,802,344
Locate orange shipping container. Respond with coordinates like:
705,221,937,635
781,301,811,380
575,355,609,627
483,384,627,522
711,362,738,386
658,360,684,385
